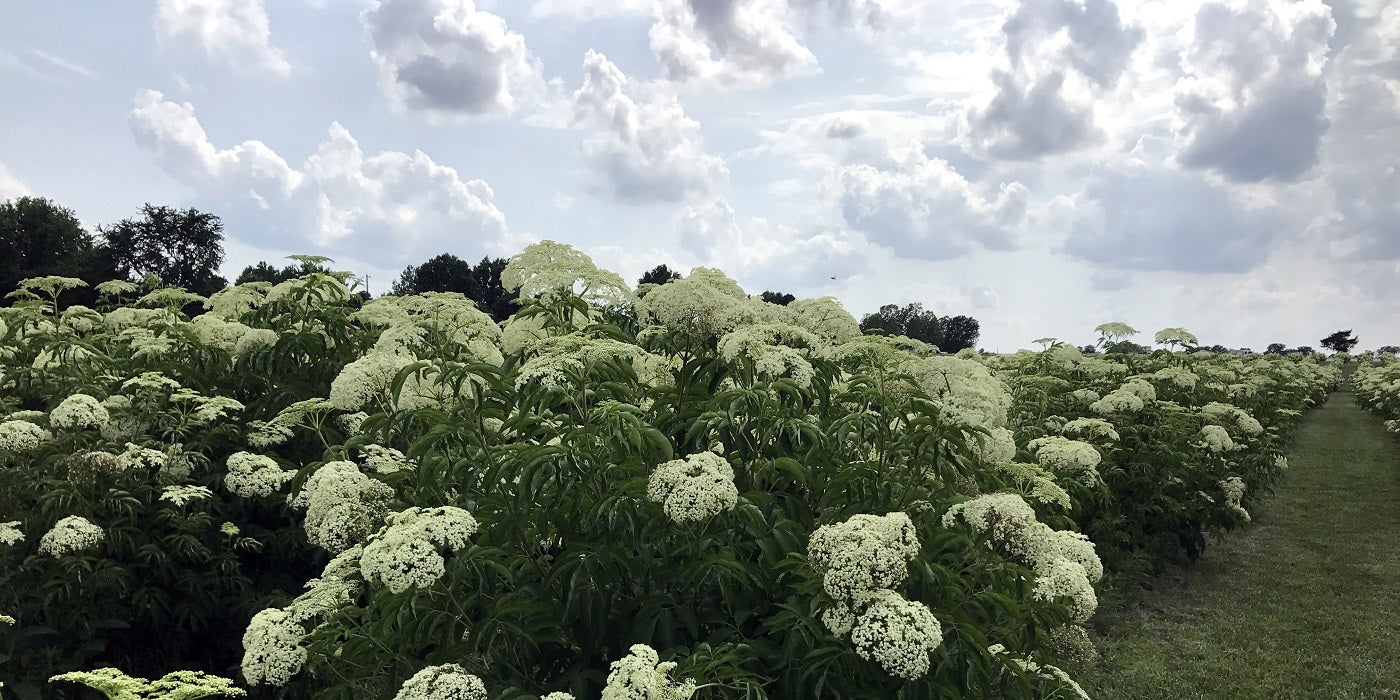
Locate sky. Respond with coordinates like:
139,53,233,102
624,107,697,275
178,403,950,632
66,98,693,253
0,0,1396,352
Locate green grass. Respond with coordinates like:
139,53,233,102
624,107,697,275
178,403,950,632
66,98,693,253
1082,391,1400,700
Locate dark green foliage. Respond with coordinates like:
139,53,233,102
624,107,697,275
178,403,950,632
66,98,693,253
392,254,518,322
1320,330,1358,354
759,290,795,306
638,264,682,286
0,196,116,308
939,315,980,353
859,303,944,346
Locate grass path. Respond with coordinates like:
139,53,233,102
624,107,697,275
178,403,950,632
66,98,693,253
1082,391,1400,699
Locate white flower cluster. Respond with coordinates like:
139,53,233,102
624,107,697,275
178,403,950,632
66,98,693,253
717,324,819,387
241,608,307,686
249,398,333,448
0,419,50,453
1120,378,1157,402
646,452,739,524
1069,388,1100,404
1200,402,1264,436
226,452,296,497
515,334,644,392
359,444,412,474
329,353,413,411
337,411,369,435
1060,417,1119,442
944,493,1102,623
1152,366,1199,389
971,427,1017,466
116,442,167,472
0,521,22,545
291,461,395,553
502,240,635,308
49,393,109,431
1199,425,1235,453
808,512,920,601
903,356,1013,429
600,644,697,700
188,395,246,423
994,462,1072,510
1220,476,1250,521
1089,389,1144,415
393,664,488,700
38,515,104,556
160,485,214,507
986,645,1090,699
190,314,277,356
847,589,943,679
361,506,480,594
1026,436,1101,486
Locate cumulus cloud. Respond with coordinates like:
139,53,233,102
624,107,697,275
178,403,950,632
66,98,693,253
966,0,1143,159
572,50,727,203
154,0,291,76
650,0,818,86
834,141,1027,259
1063,164,1284,273
362,0,554,121
127,89,517,264
0,163,29,200
1173,0,1335,182
676,196,867,290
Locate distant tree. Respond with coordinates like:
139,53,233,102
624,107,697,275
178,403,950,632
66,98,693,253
236,261,299,285
1293,346,1315,356
101,204,226,295
1320,330,1359,354
0,196,116,305
1265,343,1287,355
1204,344,1230,354
1103,340,1150,354
860,303,944,346
391,253,481,298
760,290,796,306
638,264,682,286
471,257,517,323
940,315,980,353
1378,345,1400,355
1080,345,1099,355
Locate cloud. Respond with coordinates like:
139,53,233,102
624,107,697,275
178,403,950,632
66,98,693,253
572,50,728,203
965,0,1143,159
127,89,518,266
0,49,98,82
1063,163,1285,273
362,0,555,121
0,163,29,200
649,0,818,86
154,0,291,76
675,195,868,291
834,140,1027,259
1172,0,1335,183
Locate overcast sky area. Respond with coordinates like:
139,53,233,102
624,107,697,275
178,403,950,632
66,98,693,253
1,0,1396,351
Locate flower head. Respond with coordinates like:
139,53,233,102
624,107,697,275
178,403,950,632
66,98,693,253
393,664,488,700
361,507,479,593
808,512,920,601
646,452,739,523
38,516,104,556
50,394,109,431
848,589,943,680
600,644,696,700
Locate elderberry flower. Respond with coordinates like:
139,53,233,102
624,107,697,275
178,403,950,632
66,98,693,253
241,608,307,686
1069,389,1100,404
38,515,104,556
1026,436,1101,485
994,463,1072,509
1220,476,1250,521
393,664,488,700
848,589,943,680
808,512,920,601
292,461,394,553
50,394,109,431
359,444,412,473
361,507,479,593
160,485,214,507
116,442,167,472
646,452,739,524
329,352,411,411
1031,558,1097,623
600,644,697,700
1089,389,1143,415
1060,417,1119,442
0,521,22,545
0,420,50,453
942,493,1041,549
192,396,245,423
1200,425,1234,453
226,452,295,497
971,426,1017,465
336,411,369,435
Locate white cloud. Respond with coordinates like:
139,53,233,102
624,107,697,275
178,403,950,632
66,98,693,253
649,0,817,87
834,140,1027,259
128,89,519,266
1172,0,1335,183
0,163,30,200
362,0,556,121
154,0,291,76
572,50,728,203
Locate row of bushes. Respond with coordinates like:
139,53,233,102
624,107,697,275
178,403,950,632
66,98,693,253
0,245,1338,698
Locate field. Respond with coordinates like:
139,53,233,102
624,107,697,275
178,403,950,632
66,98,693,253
0,245,1354,699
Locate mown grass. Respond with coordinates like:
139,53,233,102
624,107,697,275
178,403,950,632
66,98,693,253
1081,390,1400,700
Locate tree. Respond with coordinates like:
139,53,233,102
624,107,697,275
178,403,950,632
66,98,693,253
638,264,681,286
391,253,481,298
101,204,227,295
859,303,944,346
940,315,980,353
1265,343,1286,354
1378,345,1400,355
760,290,795,306
1320,330,1358,354
0,196,115,304
471,257,518,323
236,261,300,285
